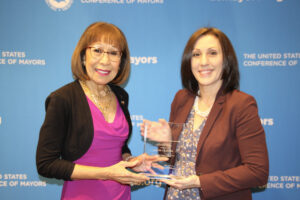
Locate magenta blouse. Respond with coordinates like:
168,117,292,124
61,96,130,200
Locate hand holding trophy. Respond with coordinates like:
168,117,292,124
141,119,172,143
127,153,168,175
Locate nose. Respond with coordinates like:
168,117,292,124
199,54,208,66
99,52,110,65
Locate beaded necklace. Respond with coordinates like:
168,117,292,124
193,95,212,118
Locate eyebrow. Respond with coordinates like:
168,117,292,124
193,47,219,51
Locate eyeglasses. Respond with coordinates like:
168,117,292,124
87,46,122,61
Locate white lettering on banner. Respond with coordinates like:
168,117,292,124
0,181,7,187
267,175,300,190
244,60,287,67
1,51,26,58
0,173,46,188
283,53,300,59
20,181,47,187
137,0,163,4
281,176,300,182
130,56,158,66
0,50,46,66
260,118,274,126
267,182,284,189
3,174,27,180
131,115,144,127
243,52,300,67
19,59,46,65
257,53,282,59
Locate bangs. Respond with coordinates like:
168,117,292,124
87,24,126,51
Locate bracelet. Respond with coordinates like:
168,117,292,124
124,155,134,162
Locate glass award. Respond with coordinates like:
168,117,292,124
141,122,187,180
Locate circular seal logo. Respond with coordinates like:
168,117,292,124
45,0,73,11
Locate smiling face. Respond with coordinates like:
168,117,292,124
84,41,121,87
191,34,224,92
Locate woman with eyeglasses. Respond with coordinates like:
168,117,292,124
36,22,167,200
142,27,269,200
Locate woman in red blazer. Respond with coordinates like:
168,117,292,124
142,27,269,200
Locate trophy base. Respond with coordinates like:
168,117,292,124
141,173,184,180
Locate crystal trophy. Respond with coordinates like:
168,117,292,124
141,122,187,180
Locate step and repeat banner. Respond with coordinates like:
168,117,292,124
1,0,300,199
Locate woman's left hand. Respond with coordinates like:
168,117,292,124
160,175,200,190
128,153,169,174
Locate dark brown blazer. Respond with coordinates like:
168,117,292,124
167,88,269,200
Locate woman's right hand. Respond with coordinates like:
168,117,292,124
104,160,149,185
141,119,172,143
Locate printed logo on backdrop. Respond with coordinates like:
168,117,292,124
45,0,73,11
0,51,46,66
243,52,300,67
131,56,158,66
81,0,164,5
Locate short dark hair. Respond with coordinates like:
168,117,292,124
71,22,130,85
181,27,240,95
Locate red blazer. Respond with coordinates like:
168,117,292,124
167,88,269,200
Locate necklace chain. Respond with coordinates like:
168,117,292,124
80,80,112,116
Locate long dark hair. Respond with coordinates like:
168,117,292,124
181,27,240,95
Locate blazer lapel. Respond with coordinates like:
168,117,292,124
196,92,225,162
172,95,195,142
168,93,194,165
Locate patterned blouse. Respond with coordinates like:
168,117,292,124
166,108,206,200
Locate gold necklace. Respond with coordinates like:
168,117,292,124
80,80,112,117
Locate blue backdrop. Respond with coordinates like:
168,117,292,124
1,0,300,199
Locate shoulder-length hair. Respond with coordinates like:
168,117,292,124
71,22,130,85
181,27,240,95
